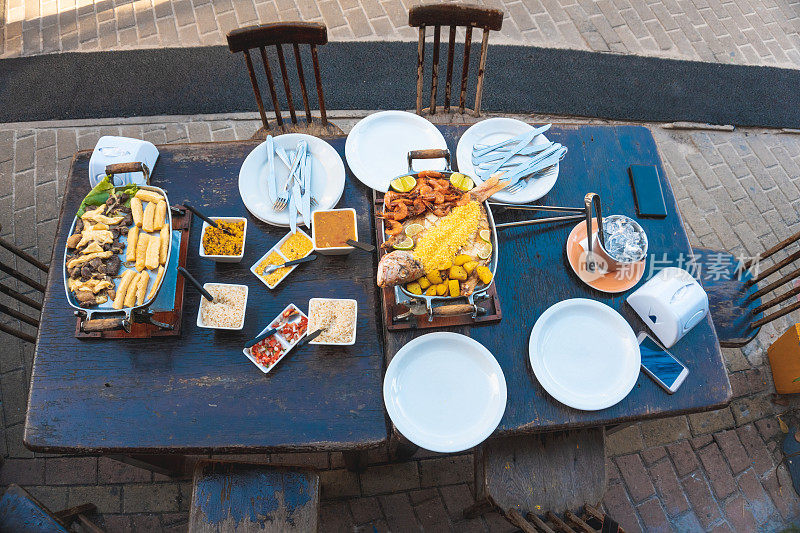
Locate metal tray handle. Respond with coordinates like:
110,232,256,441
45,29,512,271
81,317,131,333
105,162,150,185
407,149,451,172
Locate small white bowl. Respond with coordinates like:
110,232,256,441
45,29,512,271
307,297,358,346
199,217,247,263
312,208,358,256
196,283,249,330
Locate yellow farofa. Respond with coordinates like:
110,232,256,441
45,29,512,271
256,251,292,286
280,232,313,260
413,201,481,273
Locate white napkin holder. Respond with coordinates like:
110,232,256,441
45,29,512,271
626,267,708,348
89,136,158,187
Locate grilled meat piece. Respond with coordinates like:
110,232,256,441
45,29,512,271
80,265,93,280
104,255,121,275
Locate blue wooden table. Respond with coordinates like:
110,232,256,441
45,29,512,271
382,123,731,440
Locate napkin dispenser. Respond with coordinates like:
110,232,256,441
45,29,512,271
627,267,708,348
89,136,158,187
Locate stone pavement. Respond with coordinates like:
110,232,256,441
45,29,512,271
3,111,800,531
5,0,800,68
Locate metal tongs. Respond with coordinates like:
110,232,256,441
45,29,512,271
488,202,585,229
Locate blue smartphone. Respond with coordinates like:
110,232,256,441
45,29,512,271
629,165,668,218
637,332,689,394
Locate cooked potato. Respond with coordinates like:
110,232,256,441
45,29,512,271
418,277,431,290
135,270,149,305
135,190,163,203
131,197,143,228
125,226,139,262
440,260,452,270
449,265,468,281
425,286,437,296
476,266,493,285
66,234,81,249
113,269,137,309
406,282,422,295
453,254,472,266
435,283,448,296
145,234,160,270
426,270,442,285
159,225,169,265
135,233,148,272
142,201,156,233
448,279,460,298
153,200,166,231
146,265,165,301
463,261,478,275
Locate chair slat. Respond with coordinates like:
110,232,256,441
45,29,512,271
293,43,313,123
0,263,45,293
754,284,800,314
416,26,426,115
745,229,800,269
444,25,456,112
0,302,39,327
430,26,441,114
0,322,35,343
546,511,578,533
243,50,269,128
506,509,538,533
459,26,472,114
749,266,800,300
526,512,556,533
259,46,284,127
0,282,41,310
749,247,800,285
310,44,329,126
565,510,598,533
473,28,490,117
752,299,800,328
275,43,297,123
0,236,48,272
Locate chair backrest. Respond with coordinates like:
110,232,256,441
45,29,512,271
408,3,504,117
227,22,331,131
743,229,800,329
0,225,47,343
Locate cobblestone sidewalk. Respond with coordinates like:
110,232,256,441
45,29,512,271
3,112,800,531
5,0,800,69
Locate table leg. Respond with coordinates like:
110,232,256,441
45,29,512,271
342,451,368,473
388,428,419,461
107,453,190,477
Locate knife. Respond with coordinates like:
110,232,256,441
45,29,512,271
301,151,312,227
290,142,306,232
266,136,278,203
472,124,551,158
482,129,539,178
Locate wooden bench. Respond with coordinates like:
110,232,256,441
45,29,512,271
467,428,607,521
189,460,320,532
0,484,103,533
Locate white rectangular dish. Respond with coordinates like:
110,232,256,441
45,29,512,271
199,216,247,263
307,297,358,346
242,303,309,374
250,228,313,289
196,283,249,330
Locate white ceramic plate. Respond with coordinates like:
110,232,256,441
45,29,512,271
529,299,640,411
238,133,345,227
456,117,559,204
345,111,448,192
383,332,507,453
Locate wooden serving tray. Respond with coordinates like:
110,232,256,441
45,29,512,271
74,208,192,339
372,192,502,331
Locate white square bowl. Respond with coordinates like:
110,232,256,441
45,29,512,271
196,283,249,330
242,303,308,374
199,217,247,263
307,297,358,346
312,208,358,255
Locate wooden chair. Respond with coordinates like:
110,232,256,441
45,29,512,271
226,22,343,139
693,229,800,347
506,504,626,533
466,428,607,523
0,225,48,343
189,460,319,532
0,484,103,533
408,3,504,118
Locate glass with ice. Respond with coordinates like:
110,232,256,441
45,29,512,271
593,214,648,271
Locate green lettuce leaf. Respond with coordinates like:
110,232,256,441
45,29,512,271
76,178,140,216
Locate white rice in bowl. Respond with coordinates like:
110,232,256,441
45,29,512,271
199,283,247,329
307,298,357,344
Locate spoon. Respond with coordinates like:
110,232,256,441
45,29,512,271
346,239,376,252
177,266,213,301
183,202,235,236
261,254,317,275
244,311,303,349
296,327,326,347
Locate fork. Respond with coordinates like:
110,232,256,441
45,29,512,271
276,146,318,207
273,148,303,211
505,163,558,193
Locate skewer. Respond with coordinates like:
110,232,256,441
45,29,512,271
488,202,584,213
494,214,584,229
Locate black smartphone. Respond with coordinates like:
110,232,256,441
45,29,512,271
637,332,689,393
629,165,667,218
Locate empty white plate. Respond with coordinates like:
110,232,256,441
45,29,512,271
383,332,507,453
238,133,345,227
456,117,559,204
529,299,640,411
345,111,448,192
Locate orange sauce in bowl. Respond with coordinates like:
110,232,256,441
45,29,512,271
313,210,357,248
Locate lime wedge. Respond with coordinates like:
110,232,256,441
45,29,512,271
405,223,424,237
393,236,414,250
479,229,491,243
477,242,492,260
390,175,417,193
449,172,474,191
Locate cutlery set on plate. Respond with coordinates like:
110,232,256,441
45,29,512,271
471,124,567,193
266,136,317,231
